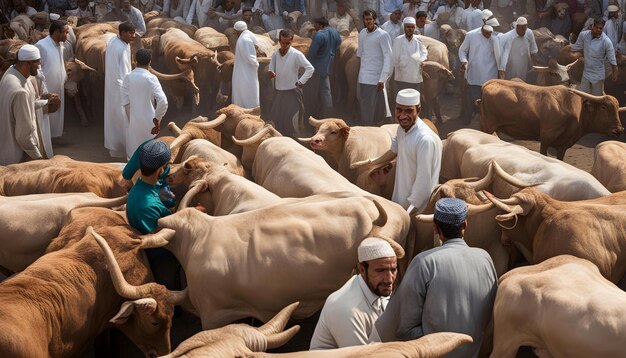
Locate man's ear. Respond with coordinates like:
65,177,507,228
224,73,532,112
357,262,366,276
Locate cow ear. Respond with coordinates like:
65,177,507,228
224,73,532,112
110,298,158,325
340,126,350,138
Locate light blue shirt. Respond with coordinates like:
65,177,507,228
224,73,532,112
571,29,617,82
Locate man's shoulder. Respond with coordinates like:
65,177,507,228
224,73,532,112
324,276,365,310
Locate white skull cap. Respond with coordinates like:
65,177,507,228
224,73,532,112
358,237,396,262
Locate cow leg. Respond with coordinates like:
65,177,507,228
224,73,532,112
0,265,13,278
539,143,549,157
433,95,442,123
72,93,90,126
556,147,567,161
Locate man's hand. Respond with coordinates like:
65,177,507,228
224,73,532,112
612,67,618,82
122,179,133,192
268,70,276,78
151,118,160,135
460,62,467,72
296,81,303,88
376,82,384,91
498,70,505,79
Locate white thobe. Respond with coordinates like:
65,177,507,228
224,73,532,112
33,69,53,158
357,27,393,85
391,118,442,212
104,36,132,157
462,6,483,31
0,66,42,165
433,4,464,28
603,18,621,47
392,34,428,83
232,30,260,109
459,28,499,86
499,28,538,81
416,23,440,40
35,36,66,138
122,68,168,159
310,275,387,350
381,20,403,41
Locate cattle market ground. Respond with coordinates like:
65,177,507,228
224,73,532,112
4,93,624,357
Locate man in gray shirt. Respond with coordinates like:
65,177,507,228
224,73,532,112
372,197,498,358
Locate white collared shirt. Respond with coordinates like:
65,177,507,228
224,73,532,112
381,20,403,40
310,275,388,350
357,27,393,85
269,46,314,90
392,34,428,83
571,29,617,82
499,28,539,73
459,27,500,86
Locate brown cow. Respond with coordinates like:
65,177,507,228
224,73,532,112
0,155,127,197
0,208,185,357
486,188,626,283
421,61,455,122
479,79,625,160
591,140,626,193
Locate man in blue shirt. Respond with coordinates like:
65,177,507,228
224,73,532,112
305,17,341,119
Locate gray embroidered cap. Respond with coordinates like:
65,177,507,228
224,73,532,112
139,140,171,169
434,198,467,225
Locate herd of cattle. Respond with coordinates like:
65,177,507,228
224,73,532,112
2,8,626,358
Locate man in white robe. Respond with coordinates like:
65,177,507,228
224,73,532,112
232,21,260,109
104,22,134,158
122,48,168,159
499,17,538,81
35,20,67,139
0,45,45,165
603,5,622,48
380,8,403,40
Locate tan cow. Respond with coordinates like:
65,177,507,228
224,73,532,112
153,195,403,328
591,141,626,193
486,188,626,283
0,192,126,273
0,209,185,357
479,80,625,160
0,155,128,197
421,61,455,122
492,255,626,358
194,26,230,53
160,302,473,358
167,116,222,160
146,16,198,38
9,14,34,42
175,139,245,177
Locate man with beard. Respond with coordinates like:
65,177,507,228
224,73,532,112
310,237,398,349
372,198,498,358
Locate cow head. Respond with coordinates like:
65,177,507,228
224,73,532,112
439,24,466,55
569,89,625,138
555,2,569,19
216,55,235,103
303,117,350,154
167,155,228,213
64,59,96,97
167,155,208,187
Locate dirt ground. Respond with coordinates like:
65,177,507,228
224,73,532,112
9,90,624,357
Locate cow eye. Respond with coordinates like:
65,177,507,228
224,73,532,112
330,131,337,135
151,322,159,326
601,105,607,110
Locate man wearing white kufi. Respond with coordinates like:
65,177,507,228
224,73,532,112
458,17,501,124
310,237,401,349
352,89,442,214
232,20,260,109
603,5,621,48
391,16,428,97
499,16,538,81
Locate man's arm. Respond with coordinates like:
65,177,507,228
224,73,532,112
418,38,428,62
151,76,168,123
378,31,393,86
297,52,315,85
244,37,259,66
394,262,428,340
605,39,618,81
121,73,131,121
307,32,321,61
458,33,470,70
406,136,441,212
570,30,584,52
12,91,42,160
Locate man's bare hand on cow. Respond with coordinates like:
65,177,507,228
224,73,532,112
268,70,276,78
611,66,618,82
498,70,505,79
460,62,467,72
376,82,384,91
151,118,160,135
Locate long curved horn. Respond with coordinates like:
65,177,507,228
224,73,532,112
168,122,183,136
179,180,208,209
368,200,405,259
258,302,300,336
232,125,273,146
139,228,177,249
88,227,154,299
412,332,473,357
492,161,533,188
168,287,187,305
467,202,494,214
568,88,605,101
149,66,192,81
297,136,313,143
484,191,524,215
169,132,193,152
415,214,434,222
175,55,198,66
74,194,128,209
308,116,332,127
619,107,626,112
187,113,227,130
463,162,495,190
74,58,97,72
257,56,271,63
265,325,301,349
531,66,551,73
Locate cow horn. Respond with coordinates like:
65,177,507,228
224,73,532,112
168,122,183,135
491,161,532,188
74,194,128,209
410,332,473,357
232,125,273,146
179,180,209,210
139,228,177,249
74,58,97,72
531,66,551,73
618,107,626,112
568,88,605,101
415,214,434,222
258,302,300,336
463,162,496,190
308,116,331,127
88,227,154,299
149,66,192,81
265,326,301,349
483,191,524,216
187,113,227,129
368,200,405,259
257,57,271,63
175,55,198,66
467,202,495,214
169,132,193,152
168,287,187,306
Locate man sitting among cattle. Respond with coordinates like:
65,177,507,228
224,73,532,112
310,237,398,349
373,197,498,358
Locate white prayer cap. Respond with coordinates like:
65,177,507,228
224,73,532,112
608,4,619,12
17,45,41,61
234,21,247,31
516,16,528,25
49,13,61,20
396,88,421,106
481,9,493,20
403,16,416,25
485,17,499,27
482,24,494,32
358,237,396,262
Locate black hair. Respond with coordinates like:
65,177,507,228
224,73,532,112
140,163,161,176
314,17,329,27
593,17,606,26
49,20,66,34
136,48,152,66
119,21,136,34
415,11,427,19
434,218,464,240
362,9,377,20
242,7,253,13
279,28,294,39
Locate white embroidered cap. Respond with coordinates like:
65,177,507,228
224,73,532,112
18,44,40,61
358,237,396,262
396,88,420,106
234,21,247,31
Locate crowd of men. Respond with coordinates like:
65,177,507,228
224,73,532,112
0,0,625,354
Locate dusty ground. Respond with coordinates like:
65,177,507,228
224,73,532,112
9,91,624,357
